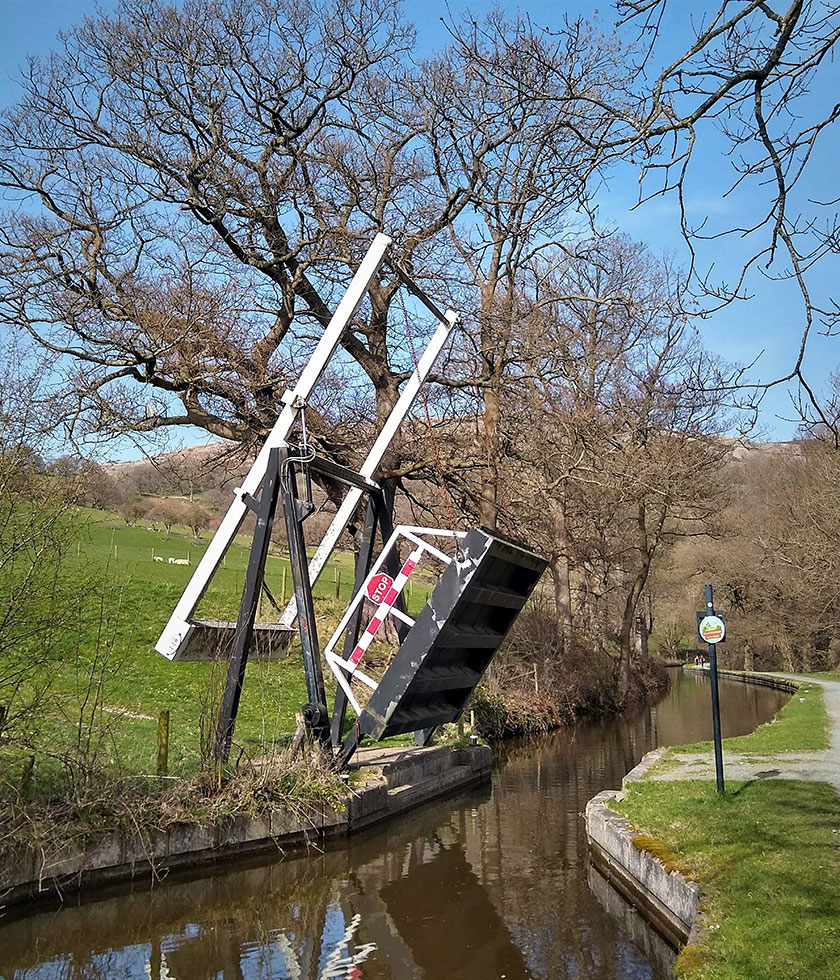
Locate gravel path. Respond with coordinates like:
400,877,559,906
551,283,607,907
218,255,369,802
646,673,840,794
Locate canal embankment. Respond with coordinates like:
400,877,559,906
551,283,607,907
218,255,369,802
587,671,840,979
2,666,790,980
0,742,491,915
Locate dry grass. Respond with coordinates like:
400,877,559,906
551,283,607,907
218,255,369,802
0,742,346,871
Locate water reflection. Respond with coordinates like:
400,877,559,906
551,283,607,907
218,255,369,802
0,670,788,980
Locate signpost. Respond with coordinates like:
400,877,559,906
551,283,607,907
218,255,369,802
697,585,726,794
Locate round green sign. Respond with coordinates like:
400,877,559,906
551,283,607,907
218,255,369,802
699,615,725,644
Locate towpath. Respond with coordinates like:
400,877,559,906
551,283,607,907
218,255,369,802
645,673,840,794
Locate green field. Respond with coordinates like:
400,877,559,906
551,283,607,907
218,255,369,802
0,508,435,787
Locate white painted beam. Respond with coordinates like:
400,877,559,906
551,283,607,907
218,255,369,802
156,234,393,660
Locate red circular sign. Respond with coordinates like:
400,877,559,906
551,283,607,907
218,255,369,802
366,573,393,604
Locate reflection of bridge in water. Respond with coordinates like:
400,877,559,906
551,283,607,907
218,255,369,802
0,781,536,980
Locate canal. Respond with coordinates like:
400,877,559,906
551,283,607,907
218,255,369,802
0,669,788,980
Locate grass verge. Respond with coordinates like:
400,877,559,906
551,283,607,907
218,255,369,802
615,778,840,980
677,677,828,755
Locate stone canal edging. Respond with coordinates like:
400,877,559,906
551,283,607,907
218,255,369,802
1,743,491,914
585,667,801,950
685,664,800,694
586,747,702,949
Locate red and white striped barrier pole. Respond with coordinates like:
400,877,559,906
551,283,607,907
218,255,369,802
348,547,422,668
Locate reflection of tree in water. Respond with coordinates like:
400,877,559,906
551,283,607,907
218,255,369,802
379,835,531,980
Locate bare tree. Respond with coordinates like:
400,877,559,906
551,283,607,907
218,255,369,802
460,1,840,435
504,236,729,689
0,340,83,748
0,0,420,456
696,438,840,670
419,11,633,528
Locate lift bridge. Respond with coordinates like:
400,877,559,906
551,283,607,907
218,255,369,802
155,234,547,766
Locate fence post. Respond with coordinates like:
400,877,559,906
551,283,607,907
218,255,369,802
281,566,287,603
157,710,170,777
335,569,341,599
20,754,34,797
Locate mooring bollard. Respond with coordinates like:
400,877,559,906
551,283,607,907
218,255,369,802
157,710,170,777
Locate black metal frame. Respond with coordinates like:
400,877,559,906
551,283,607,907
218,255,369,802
215,448,285,764
214,442,395,764
214,442,547,772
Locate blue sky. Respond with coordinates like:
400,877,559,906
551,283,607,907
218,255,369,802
1,0,838,454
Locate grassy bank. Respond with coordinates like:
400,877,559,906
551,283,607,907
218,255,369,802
0,509,435,791
615,678,840,979
2,506,668,805
676,673,829,755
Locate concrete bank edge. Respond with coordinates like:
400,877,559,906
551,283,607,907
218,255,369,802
1,744,492,915
586,747,702,948
683,665,800,694
585,667,800,951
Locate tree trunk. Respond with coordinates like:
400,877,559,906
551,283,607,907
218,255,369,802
801,638,815,672
550,554,573,649
633,615,649,658
779,635,796,672
619,576,646,691
743,639,754,672
830,633,840,670
479,383,501,531
550,497,573,646
618,502,657,693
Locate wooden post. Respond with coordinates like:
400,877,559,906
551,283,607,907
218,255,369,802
20,754,34,797
335,569,341,599
469,709,475,731
287,710,307,762
281,566,287,603
157,710,170,777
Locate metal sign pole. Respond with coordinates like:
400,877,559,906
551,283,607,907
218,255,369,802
704,584,725,794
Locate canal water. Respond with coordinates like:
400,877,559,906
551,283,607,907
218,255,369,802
0,669,788,980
